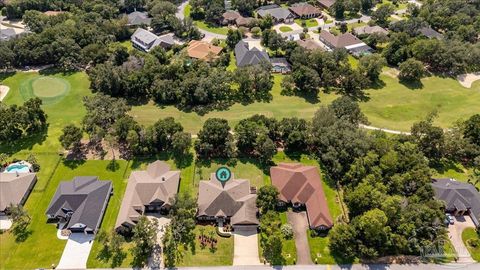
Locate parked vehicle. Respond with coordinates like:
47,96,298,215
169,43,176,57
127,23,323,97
446,213,455,225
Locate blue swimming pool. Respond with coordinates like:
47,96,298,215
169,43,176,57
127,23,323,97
5,164,30,173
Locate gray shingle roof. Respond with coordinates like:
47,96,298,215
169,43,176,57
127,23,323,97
131,28,175,52
235,41,270,67
431,178,480,227
0,28,17,41
0,172,37,211
126,11,152,26
46,176,112,232
419,26,443,39
257,6,294,21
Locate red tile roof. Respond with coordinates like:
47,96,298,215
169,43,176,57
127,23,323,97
270,163,333,229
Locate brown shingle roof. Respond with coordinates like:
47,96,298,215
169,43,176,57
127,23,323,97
297,39,324,50
318,0,336,8
319,30,364,49
289,3,321,17
115,161,180,230
270,163,333,229
197,173,259,226
187,40,223,61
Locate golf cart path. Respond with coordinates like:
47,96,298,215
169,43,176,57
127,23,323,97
457,72,480,88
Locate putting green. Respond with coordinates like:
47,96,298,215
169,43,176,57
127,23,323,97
20,76,70,105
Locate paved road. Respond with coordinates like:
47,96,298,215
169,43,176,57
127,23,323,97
287,211,313,265
90,263,480,269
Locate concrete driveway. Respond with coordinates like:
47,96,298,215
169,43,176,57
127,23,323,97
287,211,313,265
448,215,476,263
57,233,94,269
233,226,261,265
147,214,171,269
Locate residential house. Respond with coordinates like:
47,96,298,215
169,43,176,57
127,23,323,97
131,28,175,52
197,173,259,228
419,26,443,40
353,25,389,36
318,0,336,9
318,30,373,56
297,39,324,50
44,11,65,16
126,11,152,26
270,163,333,230
115,161,180,233
0,172,37,214
187,40,223,61
431,178,480,227
235,40,270,67
270,58,291,73
289,3,322,19
221,11,253,27
46,176,112,233
0,28,18,41
257,5,295,24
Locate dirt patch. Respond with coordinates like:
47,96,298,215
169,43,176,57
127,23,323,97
383,68,400,78
0,85,10,101
457,72,480,88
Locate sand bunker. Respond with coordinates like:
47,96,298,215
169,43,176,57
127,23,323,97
457,72,480,88
0,85,10,101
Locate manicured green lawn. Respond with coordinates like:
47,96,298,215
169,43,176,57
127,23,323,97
0,160,130,269
130,75,324,134
227,51,237,72
295,19,318,28
462,228,480,262
1,71,91,154
184,4,229,36
178,225,234,266
195,158,266,190
279,26,293,32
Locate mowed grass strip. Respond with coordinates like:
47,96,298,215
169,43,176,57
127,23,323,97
462,228,480,262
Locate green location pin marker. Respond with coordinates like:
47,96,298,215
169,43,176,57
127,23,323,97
215,167,231,187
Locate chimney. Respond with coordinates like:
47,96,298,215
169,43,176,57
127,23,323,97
162,177,165,182
16,171,19,177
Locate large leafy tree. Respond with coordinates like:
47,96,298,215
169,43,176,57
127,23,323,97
131,216,158,267
59,124,83,150
195,118,235,158
256,185,279,214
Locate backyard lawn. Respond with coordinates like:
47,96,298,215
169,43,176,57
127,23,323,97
178,225,234,266
462,228,480,262
295,19,318,28
183,4,229,35
194,158,266,190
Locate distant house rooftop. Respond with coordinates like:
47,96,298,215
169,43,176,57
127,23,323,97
0,28,18,41
46,176,112,233
44,11,65,16
270,163,333,230
126,11,152,26
419,26,443,39
257,5,294,23
297,39,324,50
318,30,373,56
289,3,322,18
318,0,336,9
131,28,175,52
0,172,37,213
187,40,223,61
115,161,180,232
353,25,389,36
432,178,480,227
